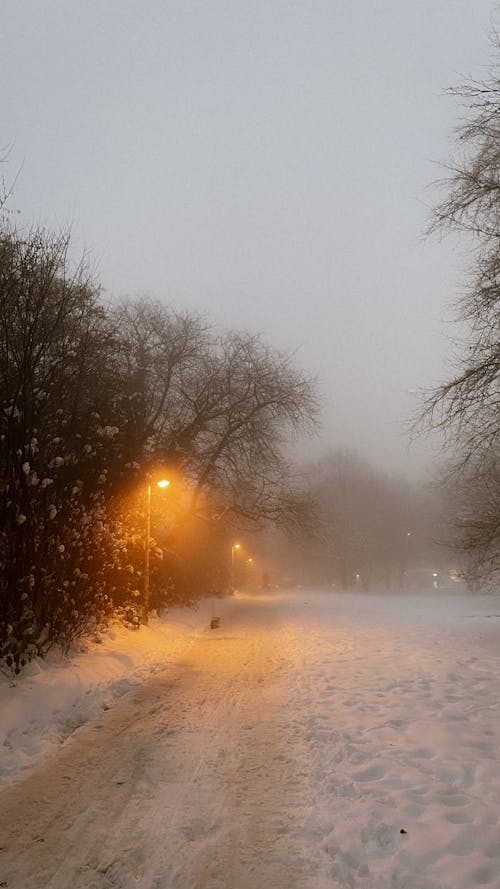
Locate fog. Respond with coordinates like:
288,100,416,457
2,0,495,477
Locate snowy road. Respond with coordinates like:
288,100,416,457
2,589,500,889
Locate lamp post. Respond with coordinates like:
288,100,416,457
230,542,241,591
144,478,170,625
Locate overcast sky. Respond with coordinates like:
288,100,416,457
2,1,496,478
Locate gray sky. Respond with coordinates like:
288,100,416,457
2,0,496,478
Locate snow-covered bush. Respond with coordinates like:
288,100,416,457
0,227,123,669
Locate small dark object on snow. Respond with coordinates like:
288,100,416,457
210,617,220,629
400,828,407,834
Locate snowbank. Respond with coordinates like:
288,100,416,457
0,600,213,789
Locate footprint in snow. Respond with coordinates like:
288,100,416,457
352,763,385,782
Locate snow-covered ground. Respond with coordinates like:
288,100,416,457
2,588,500,889
0,602,211,791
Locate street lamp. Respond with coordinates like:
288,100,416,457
229,542,241,594
144,478,170,625
231,542,241,565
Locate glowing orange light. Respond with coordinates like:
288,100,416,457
157,479,170,489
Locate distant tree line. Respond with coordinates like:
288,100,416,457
0,222,317,670
270,450,446,591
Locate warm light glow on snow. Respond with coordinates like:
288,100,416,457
3,591,500,888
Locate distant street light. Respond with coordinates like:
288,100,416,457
144,478,170,625
211,542,241,629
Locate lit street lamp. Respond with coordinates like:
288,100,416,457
144,478,170,625
230,543,241,589
231,542,241,566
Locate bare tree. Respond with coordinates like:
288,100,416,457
418,27,500,583
422,31,500,453
112,298,318,529
82,297,317,609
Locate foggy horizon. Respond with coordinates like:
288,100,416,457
2,0,496,479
